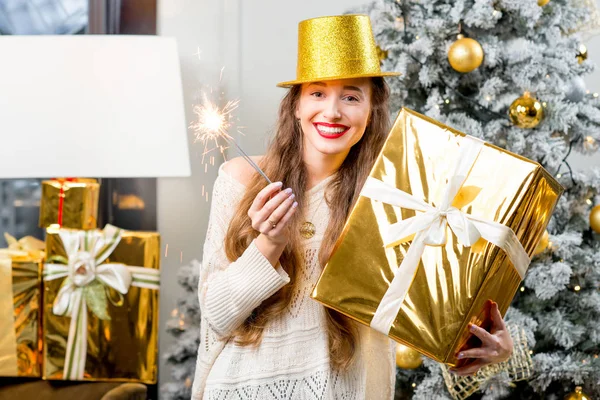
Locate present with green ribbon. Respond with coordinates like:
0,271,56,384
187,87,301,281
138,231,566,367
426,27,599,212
0,233,45,377
43,224,160,382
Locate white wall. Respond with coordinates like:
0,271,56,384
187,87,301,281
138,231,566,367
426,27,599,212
156,0,600,392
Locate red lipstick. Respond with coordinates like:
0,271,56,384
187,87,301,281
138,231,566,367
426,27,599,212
313,122,350,139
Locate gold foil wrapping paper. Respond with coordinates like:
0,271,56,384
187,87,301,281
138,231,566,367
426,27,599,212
43,228,160,382
311,108,563,367
0,250,43,377
39,178,100,230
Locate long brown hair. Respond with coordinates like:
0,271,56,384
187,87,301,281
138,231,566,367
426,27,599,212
224,77,390,372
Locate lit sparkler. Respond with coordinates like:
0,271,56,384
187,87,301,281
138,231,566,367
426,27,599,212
190,90,272,184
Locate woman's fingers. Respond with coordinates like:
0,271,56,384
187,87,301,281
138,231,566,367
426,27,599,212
249,182,284,216
490,302,507,332
468,323,495,345
269,199,298,236
456,348,491,360
449,359,486,376
261,192,296,232
256,188,292,223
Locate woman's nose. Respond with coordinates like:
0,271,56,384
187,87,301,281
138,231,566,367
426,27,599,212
323,98,342,120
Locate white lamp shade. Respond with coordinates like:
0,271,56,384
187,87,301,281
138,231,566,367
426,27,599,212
0,35,191,178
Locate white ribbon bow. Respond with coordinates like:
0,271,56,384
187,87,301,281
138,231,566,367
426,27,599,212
43,224,160,380
361,137,531,336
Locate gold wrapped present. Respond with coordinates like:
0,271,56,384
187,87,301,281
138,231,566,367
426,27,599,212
311,108,563,367
43,224,160,382
39,178,100,230
0,234,45,377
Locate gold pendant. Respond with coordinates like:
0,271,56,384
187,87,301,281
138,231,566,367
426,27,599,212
300,221,316,239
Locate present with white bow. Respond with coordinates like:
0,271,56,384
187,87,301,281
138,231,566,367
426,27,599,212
0,233,45,377
310,108,563,366
42,224,160,382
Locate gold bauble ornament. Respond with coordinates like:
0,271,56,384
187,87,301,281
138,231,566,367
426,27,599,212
533,230,550,256
577,44,588,64
564,386,591,400
448,34,484,73
590,205,600,233
396,344,423,369
508,92,544,129
538,0,550,6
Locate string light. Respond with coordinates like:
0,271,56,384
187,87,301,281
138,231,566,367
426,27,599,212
520,287,525,292
594,93,599,97
445,99,450,104
542,102,547,107
574,285,581,291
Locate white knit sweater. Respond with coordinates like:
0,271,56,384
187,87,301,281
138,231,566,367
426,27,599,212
191,163,397,400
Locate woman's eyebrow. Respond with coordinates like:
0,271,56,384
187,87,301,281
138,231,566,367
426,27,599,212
343,85,364,94
307,82,364,95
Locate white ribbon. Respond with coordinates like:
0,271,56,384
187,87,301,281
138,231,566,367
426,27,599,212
361,136,531,336
43,224,160,380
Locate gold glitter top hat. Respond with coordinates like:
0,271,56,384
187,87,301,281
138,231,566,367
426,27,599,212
277,14,401,88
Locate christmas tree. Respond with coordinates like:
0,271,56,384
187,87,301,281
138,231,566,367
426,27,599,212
161,259,202,400
351,0,600,398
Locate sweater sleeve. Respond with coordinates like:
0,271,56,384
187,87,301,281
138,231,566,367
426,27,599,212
197,166,291,339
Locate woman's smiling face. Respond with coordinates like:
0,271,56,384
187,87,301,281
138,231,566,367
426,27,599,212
295,78,372,157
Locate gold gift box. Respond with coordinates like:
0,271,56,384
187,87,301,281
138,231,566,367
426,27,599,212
43,227,160,383
39,178,100,230
0,251,43,377
311,108,563,367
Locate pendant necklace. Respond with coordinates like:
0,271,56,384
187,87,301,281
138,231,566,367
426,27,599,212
299,191,327,239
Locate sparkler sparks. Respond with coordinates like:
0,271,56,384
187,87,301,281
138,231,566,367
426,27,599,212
190,93,239,156
190,87,272,184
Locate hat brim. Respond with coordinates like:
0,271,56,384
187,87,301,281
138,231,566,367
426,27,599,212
276,71,402,88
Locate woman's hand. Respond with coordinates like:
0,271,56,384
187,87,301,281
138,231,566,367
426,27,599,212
248,181,298,246
449,301,513,376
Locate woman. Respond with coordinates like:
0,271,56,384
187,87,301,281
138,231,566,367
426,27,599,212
192,14,513,400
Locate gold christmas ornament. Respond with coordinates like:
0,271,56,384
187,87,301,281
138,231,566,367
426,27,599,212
538,0,550,6
577,44,588,64
448,34,484,73
396,344,423,369
533,230,550,256
564,386,591,400
590,205,600,233
276,15,401,88
508,92,544,129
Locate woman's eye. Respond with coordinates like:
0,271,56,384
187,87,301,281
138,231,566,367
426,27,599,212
345,96,359,102
311,92,323,98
